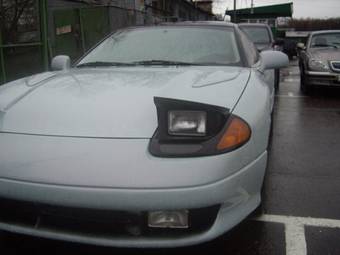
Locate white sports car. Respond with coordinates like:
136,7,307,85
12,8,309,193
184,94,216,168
0,22,288,247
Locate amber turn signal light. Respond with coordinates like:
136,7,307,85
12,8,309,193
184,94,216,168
217,116,251,150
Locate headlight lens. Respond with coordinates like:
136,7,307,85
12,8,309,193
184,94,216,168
308,59,330,71
168,111,206,136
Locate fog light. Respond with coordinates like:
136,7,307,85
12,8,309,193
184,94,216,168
148,210,189,228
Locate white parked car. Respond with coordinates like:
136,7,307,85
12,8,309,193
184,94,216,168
0,22,288,247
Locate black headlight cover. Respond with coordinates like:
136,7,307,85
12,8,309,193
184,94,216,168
149,97,232,157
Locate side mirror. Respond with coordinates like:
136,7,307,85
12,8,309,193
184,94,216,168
51,55,71,71
297,43,306,50
259,50,289,72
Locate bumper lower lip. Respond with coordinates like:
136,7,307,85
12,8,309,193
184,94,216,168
305,71,340,86
0,152,267,247
0,195,260,248
305,71,338,76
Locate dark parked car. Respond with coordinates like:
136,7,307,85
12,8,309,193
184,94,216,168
298,30,340,93
238,23,276,51
239,23,283,90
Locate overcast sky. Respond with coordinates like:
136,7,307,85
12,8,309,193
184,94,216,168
213,0,340,18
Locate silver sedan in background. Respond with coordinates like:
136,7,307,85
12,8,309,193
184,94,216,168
298,30,340,93
0,22,288,247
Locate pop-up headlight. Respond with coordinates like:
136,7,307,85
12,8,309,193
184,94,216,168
168,111,207,136
149,97,251,157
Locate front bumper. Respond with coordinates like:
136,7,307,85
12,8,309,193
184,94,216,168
305,71,340,86
0,151,267,247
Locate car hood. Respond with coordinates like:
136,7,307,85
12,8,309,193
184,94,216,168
0,66,250,138
309,48,340,60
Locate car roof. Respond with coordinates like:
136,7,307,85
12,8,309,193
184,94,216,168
309,30,340,36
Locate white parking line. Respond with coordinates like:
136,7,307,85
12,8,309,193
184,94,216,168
255,214,340,228
253,214,340,255
283,79,300,83
285,223,307,255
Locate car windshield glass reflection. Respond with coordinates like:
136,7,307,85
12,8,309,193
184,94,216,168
77,27,241,67
311,33,340,48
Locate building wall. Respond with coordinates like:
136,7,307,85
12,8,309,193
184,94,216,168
108,7,137,31
195,1,213,14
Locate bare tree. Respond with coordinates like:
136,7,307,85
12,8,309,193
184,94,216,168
0,0,37,43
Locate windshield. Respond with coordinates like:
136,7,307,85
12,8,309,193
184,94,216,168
77,27,241,67
310,33,340,48
239,26,271,44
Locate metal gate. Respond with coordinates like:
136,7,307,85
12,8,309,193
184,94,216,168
0,0,48,85
53,8,83,62
80,7,110,51
0,2,111,84
52,7,110,63
0,2,167,85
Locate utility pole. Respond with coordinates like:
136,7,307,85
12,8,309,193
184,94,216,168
251,0,254,14
233,0,236,23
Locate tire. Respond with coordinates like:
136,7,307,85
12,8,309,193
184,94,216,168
300,67,310,94
250,202,264,217
268,110,274,149
274,69,280,91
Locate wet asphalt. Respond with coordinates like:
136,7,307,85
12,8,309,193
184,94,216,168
1,60,340,254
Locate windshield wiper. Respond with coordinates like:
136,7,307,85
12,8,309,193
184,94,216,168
132,60,200,66
77,60,223,68
313,44,338,49
77,61,136,68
